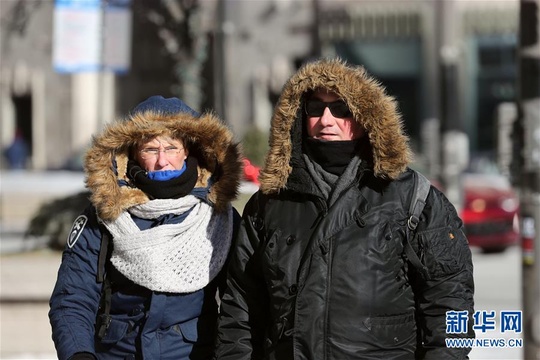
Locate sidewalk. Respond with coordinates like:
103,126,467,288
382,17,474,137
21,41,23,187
0,170,76,357
1,249,61,359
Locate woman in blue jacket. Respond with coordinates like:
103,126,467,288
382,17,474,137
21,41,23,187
49,96,243,360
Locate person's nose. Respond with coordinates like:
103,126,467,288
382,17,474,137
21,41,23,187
319,106,335,126
156,150,170,167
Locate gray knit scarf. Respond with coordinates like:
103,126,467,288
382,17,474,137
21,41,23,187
303,154,363,208
102,196,232,293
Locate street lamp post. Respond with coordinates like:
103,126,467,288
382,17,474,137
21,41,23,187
437,0,468,213
517,0,540,358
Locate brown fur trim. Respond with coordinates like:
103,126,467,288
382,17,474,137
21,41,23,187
84,110,242,221
259,58,413,194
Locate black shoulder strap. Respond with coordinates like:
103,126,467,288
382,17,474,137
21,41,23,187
97,225,111,283
407,171,431,232
403,170,431,280
96,224,113,339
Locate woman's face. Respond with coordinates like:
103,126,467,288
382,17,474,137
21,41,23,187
135,137,188,171
305,89,365,141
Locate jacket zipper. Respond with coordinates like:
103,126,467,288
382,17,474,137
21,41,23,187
294,196,327,360
321,171,367,359
323,235,334,360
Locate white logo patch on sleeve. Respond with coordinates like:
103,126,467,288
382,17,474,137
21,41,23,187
67,215,88,248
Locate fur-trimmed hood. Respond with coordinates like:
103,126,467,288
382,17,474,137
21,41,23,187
259,58,412,194
84,108,242,222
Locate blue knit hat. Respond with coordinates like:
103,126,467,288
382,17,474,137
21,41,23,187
131,95,200,117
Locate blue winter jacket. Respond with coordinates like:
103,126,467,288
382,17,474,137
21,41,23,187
49,198,238,360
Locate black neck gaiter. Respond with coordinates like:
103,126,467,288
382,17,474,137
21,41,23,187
303,138,360,176
127,156,199,199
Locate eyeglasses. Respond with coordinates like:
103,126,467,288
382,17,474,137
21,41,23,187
305,99,353,118
139,147,183,160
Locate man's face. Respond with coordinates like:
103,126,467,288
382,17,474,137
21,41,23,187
135,137,188,171
305,89,365,141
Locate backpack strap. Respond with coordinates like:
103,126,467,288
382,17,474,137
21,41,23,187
96,226,110,283
407,171,431,232
96,225,113,339
403,170,431,280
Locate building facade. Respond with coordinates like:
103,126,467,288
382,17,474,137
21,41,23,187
0,0,519,173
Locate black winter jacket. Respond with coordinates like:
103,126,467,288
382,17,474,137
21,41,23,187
215,59,475,360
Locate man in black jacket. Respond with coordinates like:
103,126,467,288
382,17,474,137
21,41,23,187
216,58,475,359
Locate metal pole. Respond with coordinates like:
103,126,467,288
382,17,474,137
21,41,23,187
311,0,321,59
518,0,540,358
213,0,226,120
98,0,105,129
438,0,468,213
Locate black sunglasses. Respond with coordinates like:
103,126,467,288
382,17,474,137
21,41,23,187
305,99,353,118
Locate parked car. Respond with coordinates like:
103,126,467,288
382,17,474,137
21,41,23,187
460,156,520,253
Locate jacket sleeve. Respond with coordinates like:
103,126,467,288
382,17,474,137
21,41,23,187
48,206,104,360
215,193,269,359
412,187,475,360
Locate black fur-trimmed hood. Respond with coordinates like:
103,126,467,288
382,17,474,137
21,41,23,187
259,58,412,194
84,109,243,221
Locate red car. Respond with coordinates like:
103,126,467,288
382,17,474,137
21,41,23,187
243,158,260,184
461,172,520,253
